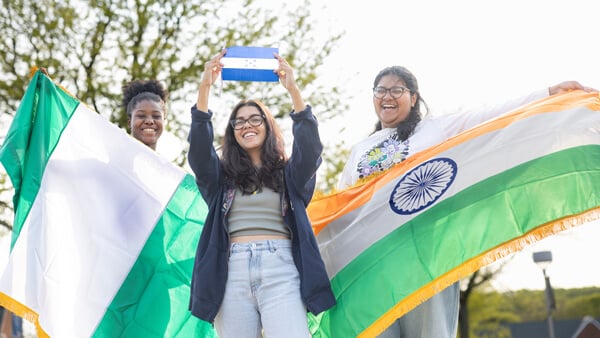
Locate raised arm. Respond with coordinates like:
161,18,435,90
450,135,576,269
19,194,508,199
197,49,226,111
274,53,306,113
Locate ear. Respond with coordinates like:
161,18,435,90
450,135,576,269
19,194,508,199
411,92,418,108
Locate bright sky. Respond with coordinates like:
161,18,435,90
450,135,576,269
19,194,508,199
3,0,597,295
310,0,600,291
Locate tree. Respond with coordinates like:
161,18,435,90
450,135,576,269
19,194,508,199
0,0,347,230
464,287,600,337
459,257,512,338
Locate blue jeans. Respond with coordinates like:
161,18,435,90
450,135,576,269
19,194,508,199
214,240,310,338
377,282,460,338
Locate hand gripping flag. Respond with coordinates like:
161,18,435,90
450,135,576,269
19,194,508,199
221,46,279,82
0,69,217,338
306,90,600,337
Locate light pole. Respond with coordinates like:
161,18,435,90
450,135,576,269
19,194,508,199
532,251,556,338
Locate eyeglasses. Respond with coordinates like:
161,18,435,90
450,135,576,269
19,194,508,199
230,114,265,130
373,86,411,99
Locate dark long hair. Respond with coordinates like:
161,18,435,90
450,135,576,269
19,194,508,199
221,99,286,194
371,66,429,141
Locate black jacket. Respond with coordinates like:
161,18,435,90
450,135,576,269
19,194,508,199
187,105,336,322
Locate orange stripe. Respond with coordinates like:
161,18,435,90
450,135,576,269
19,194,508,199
309,90,600,235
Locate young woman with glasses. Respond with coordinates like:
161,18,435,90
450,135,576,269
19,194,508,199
187,49,336,338
339,65,596,338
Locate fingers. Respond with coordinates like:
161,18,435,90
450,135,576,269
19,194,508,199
273,53,293,79
549,80,598,95
200,49,226,86
207,49,226,72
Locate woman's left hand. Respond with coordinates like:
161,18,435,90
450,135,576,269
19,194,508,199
274,54,298,92
549,81,598,95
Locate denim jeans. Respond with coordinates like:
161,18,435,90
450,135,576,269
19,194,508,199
214,240,310,338
377,282,460,338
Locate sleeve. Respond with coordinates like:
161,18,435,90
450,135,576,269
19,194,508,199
338,147,359,189
287,105,323,204
439,88,549,139
187,105,223,200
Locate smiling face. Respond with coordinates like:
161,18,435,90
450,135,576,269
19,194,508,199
373,75,417,129
128,99,164,150
233,105,267,162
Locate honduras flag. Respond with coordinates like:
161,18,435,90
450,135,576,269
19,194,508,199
221,46,279,82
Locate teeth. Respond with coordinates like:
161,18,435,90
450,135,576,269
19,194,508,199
243,132,257,138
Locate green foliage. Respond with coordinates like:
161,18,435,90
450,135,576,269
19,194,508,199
0,0,348,229
464,287,600,338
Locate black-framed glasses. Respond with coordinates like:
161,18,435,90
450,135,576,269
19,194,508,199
230,114,265,130
373,86,410,99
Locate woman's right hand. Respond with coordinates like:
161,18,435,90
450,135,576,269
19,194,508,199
201,49,226,87
197,49,226,111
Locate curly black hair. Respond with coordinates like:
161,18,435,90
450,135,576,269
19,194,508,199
121,80,168,117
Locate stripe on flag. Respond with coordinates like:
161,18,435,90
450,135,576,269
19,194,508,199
306,91,600,337
0,69,216,337
221,46,279,82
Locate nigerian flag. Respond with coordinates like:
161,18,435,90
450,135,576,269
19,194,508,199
307,90,600,337
0,70,216,337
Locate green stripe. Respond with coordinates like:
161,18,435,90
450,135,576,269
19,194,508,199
311,145,600,337
94,174,217,337
0,72,78,246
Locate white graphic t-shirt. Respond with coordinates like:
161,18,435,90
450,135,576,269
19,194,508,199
339,88,548,189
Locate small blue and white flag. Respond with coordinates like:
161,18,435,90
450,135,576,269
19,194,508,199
222,46,279,82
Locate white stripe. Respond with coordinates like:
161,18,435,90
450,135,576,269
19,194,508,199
318,107,600,278
221,57,278,70
0,104,185,337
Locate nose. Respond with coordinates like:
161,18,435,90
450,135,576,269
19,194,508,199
241,120,252,129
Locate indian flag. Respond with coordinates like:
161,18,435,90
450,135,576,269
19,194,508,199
0,69,217,337
307,90,600,337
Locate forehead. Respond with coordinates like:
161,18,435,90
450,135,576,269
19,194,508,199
236,105,261,118
377,75,407,87
133,99,164,113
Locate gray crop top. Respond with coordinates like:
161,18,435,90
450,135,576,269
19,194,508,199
228,187,290,238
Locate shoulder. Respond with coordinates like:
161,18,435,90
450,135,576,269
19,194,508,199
350,128,396,151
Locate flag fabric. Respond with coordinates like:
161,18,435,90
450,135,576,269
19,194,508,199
0,70,217,337
221,46,279,82
306,90,600,337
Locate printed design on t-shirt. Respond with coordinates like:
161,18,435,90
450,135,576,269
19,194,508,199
356,133,409,179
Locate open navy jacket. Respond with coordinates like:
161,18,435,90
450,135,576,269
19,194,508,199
187,104,336,322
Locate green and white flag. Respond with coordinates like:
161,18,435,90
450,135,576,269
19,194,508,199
0,70,216,337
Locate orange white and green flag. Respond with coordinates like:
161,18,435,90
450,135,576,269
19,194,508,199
0,70,217,337
307,90,600,337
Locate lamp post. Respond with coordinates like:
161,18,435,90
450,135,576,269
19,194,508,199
532,251,556,338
